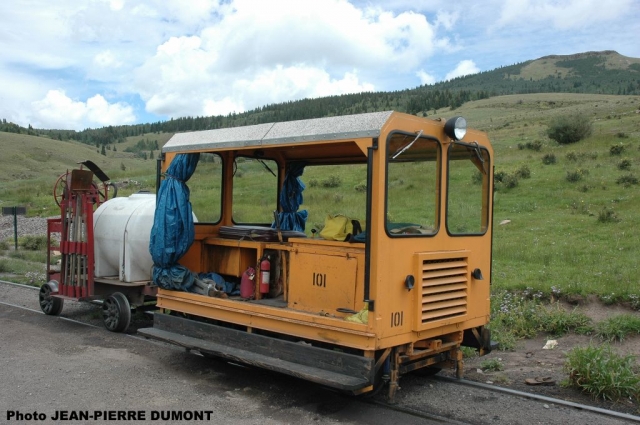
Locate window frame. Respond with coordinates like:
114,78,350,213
384,130,442,239
445,141,491,237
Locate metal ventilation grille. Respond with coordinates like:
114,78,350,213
420,257,468,323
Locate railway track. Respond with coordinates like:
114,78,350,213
1,279,638,425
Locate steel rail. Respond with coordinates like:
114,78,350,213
365,398,471,424
0,279,39,290
435,375,640,423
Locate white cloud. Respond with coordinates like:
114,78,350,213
2,0,640,129
445,60,480,81
93,50,122,69
416,70,437,85
31,90,135,130
494,0,635,30
134,0,441,118
434,10,459,30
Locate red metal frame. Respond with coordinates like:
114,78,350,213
49,177,100,300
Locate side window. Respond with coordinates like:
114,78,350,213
189,153,223,223
232,157,278,224
447,143,490,235
303,163,367,233
386,133,440,236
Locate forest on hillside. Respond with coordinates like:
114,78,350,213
2,52,639,148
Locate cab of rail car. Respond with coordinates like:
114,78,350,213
153,111,493,355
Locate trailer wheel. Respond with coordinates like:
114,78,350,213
39,282,63,316
102,292,131,333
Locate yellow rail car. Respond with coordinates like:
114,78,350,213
139,110,494,398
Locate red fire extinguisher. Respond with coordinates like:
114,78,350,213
259,255,271,295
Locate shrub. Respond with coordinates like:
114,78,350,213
538,306,593,336
564,345,639,402
480,358,504,372
515,165,531,179
616,174,639,186
542,153,556,165
19,235,49,251
597,207,620,223
610,144,625,156
353,182,367,192
0,240,9,251
502,174,519,189
546,114,593,145
595,314,640,342
321,176,341,188
565,151,597,163
566,169,587,183
617,159,631,170
566,152,578,162
517,140,543,151
615,132,628,139
461,346,478,358
0,259,9,272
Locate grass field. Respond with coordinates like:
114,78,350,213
1,93,639,305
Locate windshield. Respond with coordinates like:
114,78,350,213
386,132,440,236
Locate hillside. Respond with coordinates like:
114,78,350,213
2,50,638,144
1,91,639,305
0,132,156,183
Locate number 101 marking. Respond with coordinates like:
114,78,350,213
313,273,326,288
391,311,404,327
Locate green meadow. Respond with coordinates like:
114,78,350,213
1,93,639,306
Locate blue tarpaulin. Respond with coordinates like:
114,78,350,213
149,153,200,290
272,162,307,232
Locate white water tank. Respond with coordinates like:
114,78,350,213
93,193,156,282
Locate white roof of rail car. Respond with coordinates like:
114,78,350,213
162,110,395,153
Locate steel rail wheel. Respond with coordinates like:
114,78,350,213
53,172,110,207
102,292,131,333
39,282,64,316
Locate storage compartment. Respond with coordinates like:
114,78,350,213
287,240,365,314
207,244,257,277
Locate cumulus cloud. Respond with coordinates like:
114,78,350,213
2,0,640,129
445,60,480,81
134,0,441,117
434,10,459,30
416,70,437,85
31,90,136,130
494,0,635,30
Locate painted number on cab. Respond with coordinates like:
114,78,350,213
313,272,326,288
391,311,404,327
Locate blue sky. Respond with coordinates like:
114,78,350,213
1,0,639,131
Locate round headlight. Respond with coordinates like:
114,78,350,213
444,116,467,141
